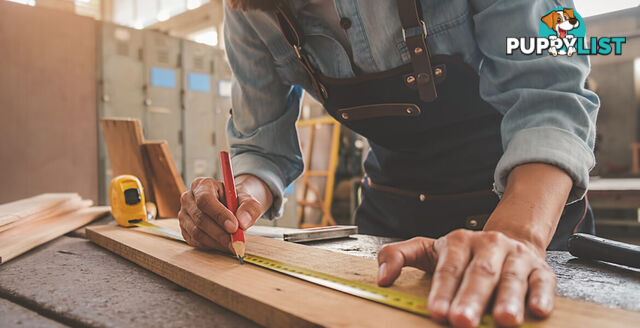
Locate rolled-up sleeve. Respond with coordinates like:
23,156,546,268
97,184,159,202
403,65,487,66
471,0,599,203
224,5,304,218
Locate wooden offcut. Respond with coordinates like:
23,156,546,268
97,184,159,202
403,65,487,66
0,197,92,234
86,219,640,328
143,141,186,218
101,118,154,202
0,193,81,227
0,206,109,264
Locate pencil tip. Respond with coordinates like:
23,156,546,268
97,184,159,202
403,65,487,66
239,256,245,264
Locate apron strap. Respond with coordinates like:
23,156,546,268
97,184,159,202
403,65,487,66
274,2,328,102
273,0,438,103
396,0,438,102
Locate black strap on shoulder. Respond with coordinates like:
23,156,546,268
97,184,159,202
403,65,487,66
396,0,438,102
274,2,328,102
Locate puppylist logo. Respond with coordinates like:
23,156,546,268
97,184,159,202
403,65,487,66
506,7,626,56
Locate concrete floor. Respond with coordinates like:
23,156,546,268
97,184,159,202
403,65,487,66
0,236,257,328
0,298,68,328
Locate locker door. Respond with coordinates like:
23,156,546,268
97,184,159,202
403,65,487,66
143,30,183,174
98,22,145,203
212,48,233,179
100,23,145,120
182,40,217,185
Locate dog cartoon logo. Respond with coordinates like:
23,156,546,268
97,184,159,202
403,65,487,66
540,8,585,56
507,8,625,57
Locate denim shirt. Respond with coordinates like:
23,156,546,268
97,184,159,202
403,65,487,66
223,0,599,219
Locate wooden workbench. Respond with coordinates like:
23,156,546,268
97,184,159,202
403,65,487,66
588,177,640,209
1,217,639,327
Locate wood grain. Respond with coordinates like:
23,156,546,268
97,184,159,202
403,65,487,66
0,193,80,227
101,118,154,202
0,198,92,234
143,141,185,218
86,219,640,327
0,206,110,264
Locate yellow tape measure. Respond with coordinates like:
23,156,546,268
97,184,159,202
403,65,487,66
130,221,521,328
133,221,185,240
244,253,429,315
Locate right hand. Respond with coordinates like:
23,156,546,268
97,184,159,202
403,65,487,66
178,175,273,252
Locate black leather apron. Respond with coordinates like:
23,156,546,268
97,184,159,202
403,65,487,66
273,0,594,250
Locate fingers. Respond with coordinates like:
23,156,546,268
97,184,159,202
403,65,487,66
375,228,555,328
178,178,235,252
448,231,509,328
427,230,472,322
183,192,232,247
527,266,556,318
190,178,238,233
376,237,436,287
178,205,231,252
492,245,532,326
236,191,263,230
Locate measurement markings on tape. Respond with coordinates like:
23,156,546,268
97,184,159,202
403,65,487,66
133,222,521,328
133,221,186,241
244,254,429,316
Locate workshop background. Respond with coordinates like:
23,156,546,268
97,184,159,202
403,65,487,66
1,1,640,328
0,0,639,237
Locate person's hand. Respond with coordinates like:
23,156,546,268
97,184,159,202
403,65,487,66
178,175,273,252
376,230,554,328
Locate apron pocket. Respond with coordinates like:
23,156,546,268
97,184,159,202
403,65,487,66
337,103,421,121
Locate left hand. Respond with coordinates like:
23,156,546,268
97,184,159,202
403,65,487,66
377,229,555,328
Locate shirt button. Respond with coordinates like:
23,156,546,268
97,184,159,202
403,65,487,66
340,17,352,29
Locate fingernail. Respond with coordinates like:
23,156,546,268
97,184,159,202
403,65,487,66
377,263,387,281
463,306,479,326
432,300,449,316
237,212,252,228
537,295,552,312
505,303,519,318
223,220,236,233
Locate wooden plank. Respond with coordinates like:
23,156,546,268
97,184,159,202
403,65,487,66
86,219,640,328
588,178,640,209
101,118,154,202
0,206,110,264
0,197,92,234
143,141,186,218
0,193,80,227
589,178,640,191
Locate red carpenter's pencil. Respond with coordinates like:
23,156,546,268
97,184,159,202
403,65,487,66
220,151,245,263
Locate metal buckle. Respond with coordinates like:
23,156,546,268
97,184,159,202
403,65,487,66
294,45,302,59
402,20,427,41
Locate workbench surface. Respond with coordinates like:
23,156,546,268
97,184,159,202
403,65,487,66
1,220,639,327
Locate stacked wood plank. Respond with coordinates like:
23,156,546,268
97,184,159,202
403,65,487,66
0,193,109,264
102,118,185,218
143,141,186,218
87,219,640,328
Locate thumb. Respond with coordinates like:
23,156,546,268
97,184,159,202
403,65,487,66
376,237,436,287
235,193,263,230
